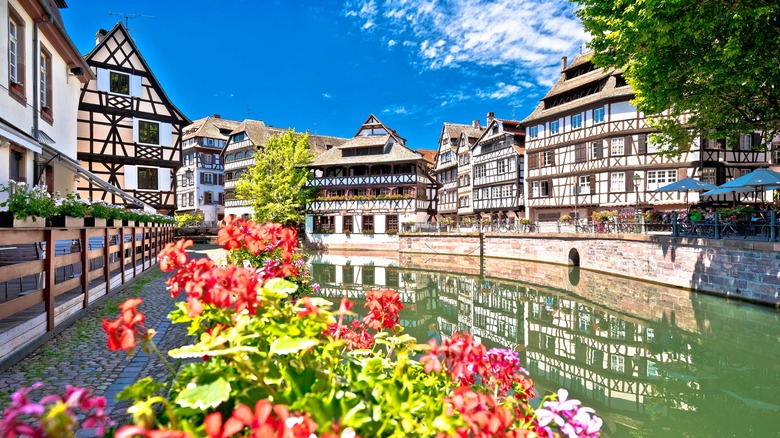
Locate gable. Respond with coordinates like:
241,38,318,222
87,26,147,73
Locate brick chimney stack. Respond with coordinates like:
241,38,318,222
487,112,495,126
561,56,567,77
213,114,221,119
472,120,480,129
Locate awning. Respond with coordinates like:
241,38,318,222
38,142,155,212
0,119,42,154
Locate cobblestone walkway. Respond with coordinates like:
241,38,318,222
0,244,227,436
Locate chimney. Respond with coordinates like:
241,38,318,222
95,29,108,46
561,56,567,76
306,129,311,135
486,112,495,126
472,119,480,129
213,114,221,119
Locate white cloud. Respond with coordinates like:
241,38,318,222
362,20,374,29
343,0,587,86
382,104,411,115
388,39,397,47
322,93,332,99
477,82,534,100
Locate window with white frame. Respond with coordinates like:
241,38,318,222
475,165,486,178
646,137,660,154
550,120,560,134
578,175,591,194
138,167,159,190
610,355,625,373
40,48,52,111
529,126,538,138
497,160,506,173
610,137,625,156
594,107,605,124
110,71,130,95
501,185,512,197
8,9,24,93
701,168,716,185
134,118,172,146
739,134,752,150
532,181,550,197
591,141,602,159
204,173,213,184
610,172,625,192
543,150,554,166
571,113,582,129
646,170,677,190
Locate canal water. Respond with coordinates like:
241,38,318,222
308,251,780,438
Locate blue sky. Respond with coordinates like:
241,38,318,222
62,0,587,150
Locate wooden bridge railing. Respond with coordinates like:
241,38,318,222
0,224,175,371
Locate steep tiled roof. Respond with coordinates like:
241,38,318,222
309,142,422,167
339,135,391,149
417,149,436,165
307,134,350,156
183,116,242,141
309,114,422,166
522,52,633,124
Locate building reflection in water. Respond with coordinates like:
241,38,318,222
308,252,780,438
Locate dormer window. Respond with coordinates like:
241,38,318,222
110,71,129,94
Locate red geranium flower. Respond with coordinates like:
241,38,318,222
363,288,403,331
158,239,193,272
102,298,147,352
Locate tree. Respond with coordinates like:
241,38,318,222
236,130,315,226
574,0,780,154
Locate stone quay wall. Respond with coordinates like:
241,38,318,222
399,233,780,306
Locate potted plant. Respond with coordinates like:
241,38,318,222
559,215,571,223
403,220,416,232
0,182,55,227
85,201,111,227
50,191,88,228
41,105,52,118
9,80,22,94
386,228,398,235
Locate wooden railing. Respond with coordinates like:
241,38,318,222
0,224,175,370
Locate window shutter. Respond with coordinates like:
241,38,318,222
219,193,224,205
159,123,173,146
550,150,555,166
529,153,538,169
96,68,109,92
678,168,688,180
626,136,634,154
589,174,596,193
159,168,171,191
132,118,139,143
637,134,646,154
130,74,142,97
217,174,223,185
752,132,762,148
625,170,634,192
200,173,205,184
124,165,137,190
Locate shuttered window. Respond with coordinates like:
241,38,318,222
575,144,587,162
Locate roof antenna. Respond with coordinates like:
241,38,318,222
108,12,154,34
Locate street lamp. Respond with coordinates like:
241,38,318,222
633,173,642,233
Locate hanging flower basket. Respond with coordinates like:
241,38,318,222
0,211,43,228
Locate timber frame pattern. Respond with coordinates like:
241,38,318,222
76,23,188,213
522,52,769,220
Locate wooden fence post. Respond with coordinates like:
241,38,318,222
120,227,126,285
81,228,89,309
131,227,137,279
44,229,55,332
104,227,111,295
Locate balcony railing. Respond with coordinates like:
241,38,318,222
307,198,429,213
224,158,256,171
308,174,426,187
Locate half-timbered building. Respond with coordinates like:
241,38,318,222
457,125,485,220
177,115,240,223
521,52,769,220
471,113,526,220
222,120,348,219
305,115,436,245
76,23,189,213
434,120,484,221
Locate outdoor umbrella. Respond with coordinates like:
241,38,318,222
654,177,719,206
718,168,780,189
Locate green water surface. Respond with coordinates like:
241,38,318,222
308,252,780,438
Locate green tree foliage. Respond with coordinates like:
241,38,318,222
236,130,315,225
574,0,780,154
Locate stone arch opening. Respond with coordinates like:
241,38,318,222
568,248,580,267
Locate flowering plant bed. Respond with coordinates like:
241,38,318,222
1,217,602,437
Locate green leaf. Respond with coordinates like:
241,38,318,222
270,336,318,355
262,278,298,300
116,377,164,401
174,377,231,410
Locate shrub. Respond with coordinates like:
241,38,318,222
54,191,90,218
